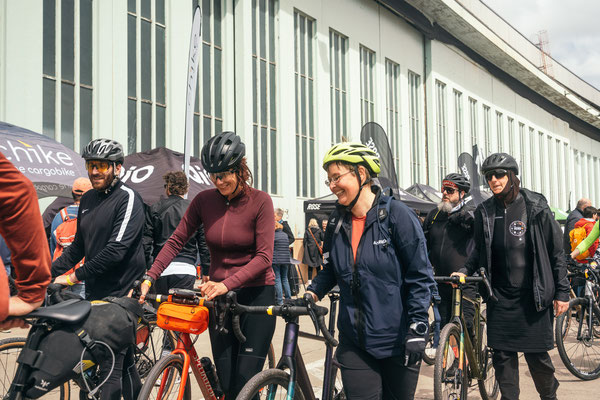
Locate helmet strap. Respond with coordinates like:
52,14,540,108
345,165,369,213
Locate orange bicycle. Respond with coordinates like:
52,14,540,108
136,288,275,400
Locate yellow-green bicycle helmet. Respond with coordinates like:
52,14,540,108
322,142,381,175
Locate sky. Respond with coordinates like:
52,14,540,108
482,0,600,90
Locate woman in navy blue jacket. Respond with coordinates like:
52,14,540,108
306,143,434,400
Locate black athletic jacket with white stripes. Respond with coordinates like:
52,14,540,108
52,180,146,300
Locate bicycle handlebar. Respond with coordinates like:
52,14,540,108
435,268,498,303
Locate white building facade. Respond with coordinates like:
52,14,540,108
2,0,600,235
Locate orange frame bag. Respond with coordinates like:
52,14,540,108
156,302,210,334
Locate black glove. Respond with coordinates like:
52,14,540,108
404,331,427,366
448,208,474,231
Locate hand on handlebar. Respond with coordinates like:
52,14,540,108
200,281,228,300
138,281,151,304
449,272,466,288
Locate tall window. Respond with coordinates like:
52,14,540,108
252,0,278,194
359,46,375,125
385,59,401,177
469,98,477,150
408,71,422,183
192,0,224,156
538,132,546,196
454,90,463,155
127,0,166,153
435,81,447,179
294,10,316,198
562,143,569,208
507,117,515,156
329,30,348,144
483,105,491,156
518,122,526,187
43,0,93,151
496,111,503,152
529,127,537,191
574,150,581,200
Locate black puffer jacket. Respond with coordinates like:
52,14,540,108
460,188,570,311
143,195,210,275
302,227,323,268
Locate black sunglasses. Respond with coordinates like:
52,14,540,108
441,187,456,194
485,169,508,181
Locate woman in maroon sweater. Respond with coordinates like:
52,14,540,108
139,132,275,399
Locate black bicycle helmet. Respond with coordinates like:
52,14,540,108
201,131,246,173
481,152,519,175
443,173,471,194
82,138,124,163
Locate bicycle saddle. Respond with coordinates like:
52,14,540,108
26,299,91,324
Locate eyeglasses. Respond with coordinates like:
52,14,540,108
209,169,235,182
85,160,111,173
441,186,457,195
325,170,353,187
485,169,508,182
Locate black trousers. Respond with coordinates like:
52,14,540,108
492,350,559,400
438,283,476,333
208,285,276,399
335,339,420,400
87,346,141,400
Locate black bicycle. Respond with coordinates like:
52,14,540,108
555,261,600,380
235,291,343,400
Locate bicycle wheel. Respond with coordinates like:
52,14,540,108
434,323,468,400
135,320,177,379
555,297,600,380
328,361,346,400
423,321,438,365
266,342,276,369
237,369,305,400
0,337,70,399
137,354,191,400
476,311,499,400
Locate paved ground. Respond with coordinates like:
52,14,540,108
1,300,597,399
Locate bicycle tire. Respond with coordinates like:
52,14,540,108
135,319,177,379
266,342,276,369
137,354,191,400
476,312,499,400
555,297,600,380
423,321,437,366
0,337,70,400
237,369,305,400
328,361,346,400
434,323,468,400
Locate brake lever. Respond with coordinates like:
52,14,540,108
303,293,320,336
479,268,498,303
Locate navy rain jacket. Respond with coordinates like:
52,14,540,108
308,188,434,359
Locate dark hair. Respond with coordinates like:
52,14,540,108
163,171,189,196
583,206,597,219
71,191,83,202
234,157,253,193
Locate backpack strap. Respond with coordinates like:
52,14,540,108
60,208,70,222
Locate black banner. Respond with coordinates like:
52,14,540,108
359,122,399,191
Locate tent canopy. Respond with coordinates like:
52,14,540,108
406,183,443,203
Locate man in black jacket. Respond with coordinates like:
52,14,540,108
423,173,476,348
563,197,591,253
52,138,144,400
455,153,569,400
143,171,210,292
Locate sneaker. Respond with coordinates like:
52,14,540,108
425,348,437,359
445,359,459,378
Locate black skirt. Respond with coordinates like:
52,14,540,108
486,287,554,352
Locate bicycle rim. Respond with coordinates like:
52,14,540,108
0,337,70,400
555,298,600,380
137,354,191,400
135,320,177,379
434,323,468,400
237,369,305,400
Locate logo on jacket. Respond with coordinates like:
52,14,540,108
373,239,389,246
509,220,526,237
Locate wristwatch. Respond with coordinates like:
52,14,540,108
409,321,428,336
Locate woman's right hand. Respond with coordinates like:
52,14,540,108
138,281,151,304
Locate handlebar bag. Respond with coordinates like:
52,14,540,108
23,297,142,398
157,302,209,334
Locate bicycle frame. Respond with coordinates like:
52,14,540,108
272,291,340,400
155,332,219,400
445,284,487,381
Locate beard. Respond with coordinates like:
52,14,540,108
437,201,454,213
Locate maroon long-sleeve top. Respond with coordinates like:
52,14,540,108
149,187,275,289
0,152,52,321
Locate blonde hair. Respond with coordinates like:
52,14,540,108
308,218,318,228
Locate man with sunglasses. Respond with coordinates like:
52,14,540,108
52,138,145,400
453,153,569,400
422,173,475,357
